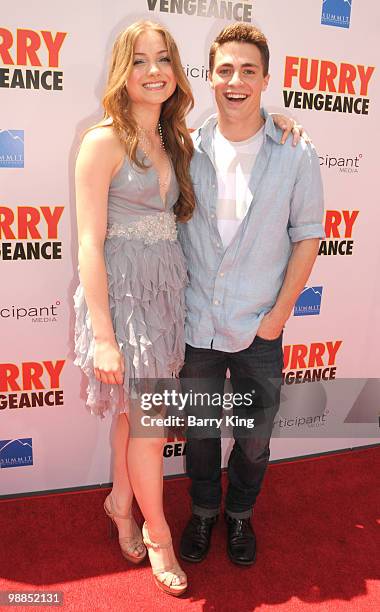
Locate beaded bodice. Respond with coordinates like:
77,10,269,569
106,211,177,245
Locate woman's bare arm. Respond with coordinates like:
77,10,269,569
75,127,125,384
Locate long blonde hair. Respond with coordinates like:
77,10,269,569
101,20,195,222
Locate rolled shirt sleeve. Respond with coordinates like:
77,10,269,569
288,142,325,243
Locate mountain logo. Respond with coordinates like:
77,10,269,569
0,130,24,168
294,286,323,316
321,0,352,29
0,438,33,468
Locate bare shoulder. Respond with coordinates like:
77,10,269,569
77,124,125,175
81,124,124,155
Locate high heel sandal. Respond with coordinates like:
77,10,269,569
104,494,146,564
142,522,187,597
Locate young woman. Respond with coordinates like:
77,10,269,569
74,20,303,597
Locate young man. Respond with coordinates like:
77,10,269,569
178,23,324,566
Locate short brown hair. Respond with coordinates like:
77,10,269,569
209,23,269,76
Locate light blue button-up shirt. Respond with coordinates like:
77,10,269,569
178,109,325,353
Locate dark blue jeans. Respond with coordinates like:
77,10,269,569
179,335,283,519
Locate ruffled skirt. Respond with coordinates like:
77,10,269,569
73,235,188,417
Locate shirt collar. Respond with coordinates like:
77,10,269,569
197,107,282,159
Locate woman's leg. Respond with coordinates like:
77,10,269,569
127,421,186,586
110,414,133,515
127,434,167,536
108,413,145,555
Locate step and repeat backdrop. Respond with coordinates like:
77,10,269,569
1,0,379,496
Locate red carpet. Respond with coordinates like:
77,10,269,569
1,447,379,611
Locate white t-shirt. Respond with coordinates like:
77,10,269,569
214,125,264,248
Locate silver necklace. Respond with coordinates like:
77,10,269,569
137,122,170,192
137,122,165,151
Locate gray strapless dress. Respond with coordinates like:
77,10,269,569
73,154,188,417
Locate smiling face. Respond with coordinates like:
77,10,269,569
126,29,177,108
210,41,269,125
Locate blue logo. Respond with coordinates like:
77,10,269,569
0,438,33,468
321,0,352,29
294,286,323,317
0,130,24,168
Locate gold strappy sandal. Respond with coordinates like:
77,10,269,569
142,522,187,597
104,494,146,564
